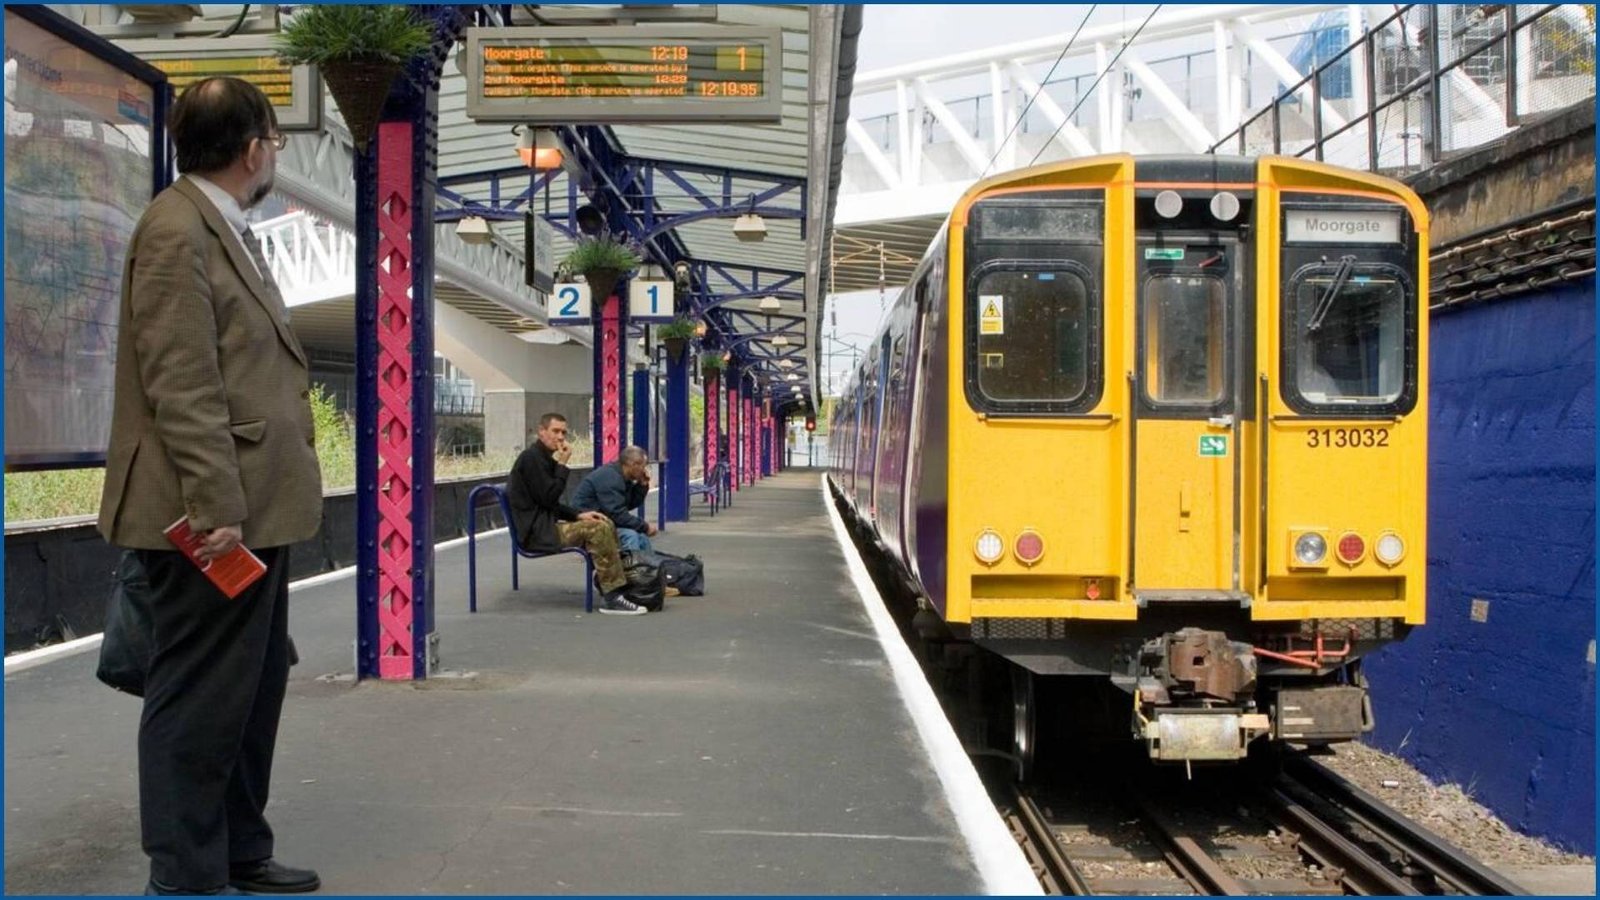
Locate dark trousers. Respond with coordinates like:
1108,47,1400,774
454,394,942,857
136,546,291,890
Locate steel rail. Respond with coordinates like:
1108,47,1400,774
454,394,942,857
1012,787,1095,895
1283,756,1529,896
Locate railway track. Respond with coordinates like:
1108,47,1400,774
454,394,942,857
829,481,1526,898
1003,758,1527,896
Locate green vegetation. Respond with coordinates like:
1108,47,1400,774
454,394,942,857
657,317,697,340
559,235,641,277
274,5,434,66
699,350,726,372
3,385,581,524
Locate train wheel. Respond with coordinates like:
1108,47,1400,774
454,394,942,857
1011,666,1037,783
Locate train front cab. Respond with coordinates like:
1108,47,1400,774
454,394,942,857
945,155,1428,764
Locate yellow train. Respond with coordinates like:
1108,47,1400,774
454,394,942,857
829,154,1428,773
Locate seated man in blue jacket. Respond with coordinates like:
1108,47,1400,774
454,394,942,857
573,445,659,553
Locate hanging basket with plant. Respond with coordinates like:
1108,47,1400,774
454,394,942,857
560,234,642,301
657,317,697,363
275,5,434,153
699,350,726,380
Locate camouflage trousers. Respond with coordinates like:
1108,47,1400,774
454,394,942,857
557,519,627,592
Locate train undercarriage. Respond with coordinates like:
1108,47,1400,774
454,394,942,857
915,600,1399,781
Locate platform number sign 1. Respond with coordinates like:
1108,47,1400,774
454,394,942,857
1199,435,1229,457
550,282,592,323
628,279,675,323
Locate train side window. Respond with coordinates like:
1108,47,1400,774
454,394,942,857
1143,274,1226,404
970,268,1091,406
1288,265,1408,406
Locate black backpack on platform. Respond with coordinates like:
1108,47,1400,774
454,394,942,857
654,551,705,596
620,552,667,612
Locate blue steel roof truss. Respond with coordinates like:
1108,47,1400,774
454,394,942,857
434,119,814,396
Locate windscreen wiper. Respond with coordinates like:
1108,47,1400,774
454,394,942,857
1306,254,1357,333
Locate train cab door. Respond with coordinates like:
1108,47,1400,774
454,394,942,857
865,333,893,521
1129,233,1247,600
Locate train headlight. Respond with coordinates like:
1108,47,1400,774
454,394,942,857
1014,530,1045,566
1154,189,1183,219
975,529,1005,565
1210,191,1241,222
1290,531,1329,569
1336,532,1367,566
1375,532,1406,567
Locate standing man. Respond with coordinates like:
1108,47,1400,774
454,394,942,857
572,445,658,553
507,413,647,615
97,77,322,896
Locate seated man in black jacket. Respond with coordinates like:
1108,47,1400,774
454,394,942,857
506,413,646,616
573,445,658,553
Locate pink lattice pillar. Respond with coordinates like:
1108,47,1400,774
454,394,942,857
704,373,720,475
745,396,756,484
595,293,623,465
728,383,741,491
374,122,415,681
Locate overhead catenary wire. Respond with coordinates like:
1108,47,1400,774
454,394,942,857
1027,4,1163,169
976,4,1098,181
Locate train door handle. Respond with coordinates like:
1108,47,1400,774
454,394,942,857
1207,415,1235,429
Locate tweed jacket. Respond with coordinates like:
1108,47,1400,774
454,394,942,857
97,177,323,549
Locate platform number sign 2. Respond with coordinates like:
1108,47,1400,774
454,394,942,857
550,282,592,323
629,279,675,323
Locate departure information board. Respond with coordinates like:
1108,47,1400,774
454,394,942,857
117,36,322,130
464,25,782,123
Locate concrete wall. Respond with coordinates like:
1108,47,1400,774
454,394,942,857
3,468,597,654
484,390,591,455
1366,280,1595,853
1407,103,1594,246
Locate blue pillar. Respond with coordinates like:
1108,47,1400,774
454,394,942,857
664,343,691,521
631,361,650,450
761,413,771,476
353,142,379,680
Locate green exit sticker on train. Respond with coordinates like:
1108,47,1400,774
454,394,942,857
1145,247,1185,260
1199,435,1228,457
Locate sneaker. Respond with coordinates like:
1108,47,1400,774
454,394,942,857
597,593,648,616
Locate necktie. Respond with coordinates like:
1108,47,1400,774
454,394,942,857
241,226,292,326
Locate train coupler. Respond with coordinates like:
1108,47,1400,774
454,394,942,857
1137,707,1272,762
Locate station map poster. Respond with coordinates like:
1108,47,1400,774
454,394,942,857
4,10,159,467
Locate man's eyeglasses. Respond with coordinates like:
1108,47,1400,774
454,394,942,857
262,132,288,151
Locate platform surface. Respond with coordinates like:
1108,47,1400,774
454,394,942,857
4,470,988,895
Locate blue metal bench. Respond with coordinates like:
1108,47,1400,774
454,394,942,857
687,460,731,515
467,482,595,614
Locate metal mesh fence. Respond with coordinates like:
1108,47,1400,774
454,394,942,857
1214,4,1596,174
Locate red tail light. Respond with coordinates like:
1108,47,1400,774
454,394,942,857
1337,532,1367,565
1015,530,1044,565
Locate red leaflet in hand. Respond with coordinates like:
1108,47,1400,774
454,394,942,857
163,518,267,599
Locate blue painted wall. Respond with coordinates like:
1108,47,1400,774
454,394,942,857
1366,278,1595,854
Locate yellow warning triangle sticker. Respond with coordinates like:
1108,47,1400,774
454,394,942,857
983,301,1000,317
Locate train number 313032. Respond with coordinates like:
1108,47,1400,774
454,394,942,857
1307,427,1390,448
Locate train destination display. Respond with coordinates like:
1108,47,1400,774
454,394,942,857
116,36,322,130
465,26,782,123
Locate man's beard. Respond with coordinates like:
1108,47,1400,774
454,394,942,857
245,173,274,209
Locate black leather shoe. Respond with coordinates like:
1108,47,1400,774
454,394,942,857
145,880,247,895
227,859,320,894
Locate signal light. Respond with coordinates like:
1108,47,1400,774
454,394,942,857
1375,532,1406,566
974,529,1004,565
1014,529,1045,566
1336,532,1367,565
805,417,816,432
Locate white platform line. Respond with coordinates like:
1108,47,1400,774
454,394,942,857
3,528,509,675
819,474,1043,896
